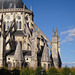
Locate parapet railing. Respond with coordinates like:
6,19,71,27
0,8,32,13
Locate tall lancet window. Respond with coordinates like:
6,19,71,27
16,21,19,29
19,21,22,29
44,64,46,69
10,21,12,27
7,21,10,30
4,22,6,30
16,62,20,67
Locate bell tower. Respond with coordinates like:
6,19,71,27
52,27,60,68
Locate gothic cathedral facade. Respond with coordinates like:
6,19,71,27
0,0,62,69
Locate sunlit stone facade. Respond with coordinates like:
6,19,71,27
0,0,62,69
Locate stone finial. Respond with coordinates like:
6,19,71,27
14,3,16,8
53,27,54,36
56,27,58,36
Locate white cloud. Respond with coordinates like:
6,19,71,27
68,33,75,37
63,62,75,65
71,50,75,53
61,28,75,35
61,28,75,44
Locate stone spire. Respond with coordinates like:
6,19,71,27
53,27,54,36
14,41,23,61
56,27,58,36
41,42,50,62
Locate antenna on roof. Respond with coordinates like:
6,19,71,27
30,6,32,11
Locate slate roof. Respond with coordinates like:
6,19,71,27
22,50,31,56
0,0,27,9
14,31,27,37
6,50,31,56
41,42,51,62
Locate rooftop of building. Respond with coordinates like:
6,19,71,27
0,0,27,9
6,50,31,56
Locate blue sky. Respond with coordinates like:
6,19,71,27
22,0,75,67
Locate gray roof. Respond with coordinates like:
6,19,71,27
0,0,27,9
41,42,51,62
14,31,27,37
22,50,31,56
6,50,31,56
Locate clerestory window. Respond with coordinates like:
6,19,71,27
44,64,46,69
7,21,10,30
19,21,22,29
16,21,22,29
16,62,20,67
16,21,19,29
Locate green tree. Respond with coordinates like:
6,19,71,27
47,67,59,75
12,68,20,75
20,67,31,75
70,67,75,75
35,66,47,75
29,68,35,75
61,66,72,75
0,67,11,75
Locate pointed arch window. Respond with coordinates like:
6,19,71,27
16,21,22,29
4,22,6,30
7,62,12,69
44,64,46,69
10,21,13,27
16,21,19,29
13,63,15,67
19,21,22,29
16,62,20,67
7,21,10,30
48,64,50,68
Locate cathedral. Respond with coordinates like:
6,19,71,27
0,0,62,69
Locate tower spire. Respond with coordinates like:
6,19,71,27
53,26,54,36
56,27,58,36
14,3,16,8
23,3,25,9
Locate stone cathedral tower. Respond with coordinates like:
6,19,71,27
0,0,62,69
52,28,61,68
